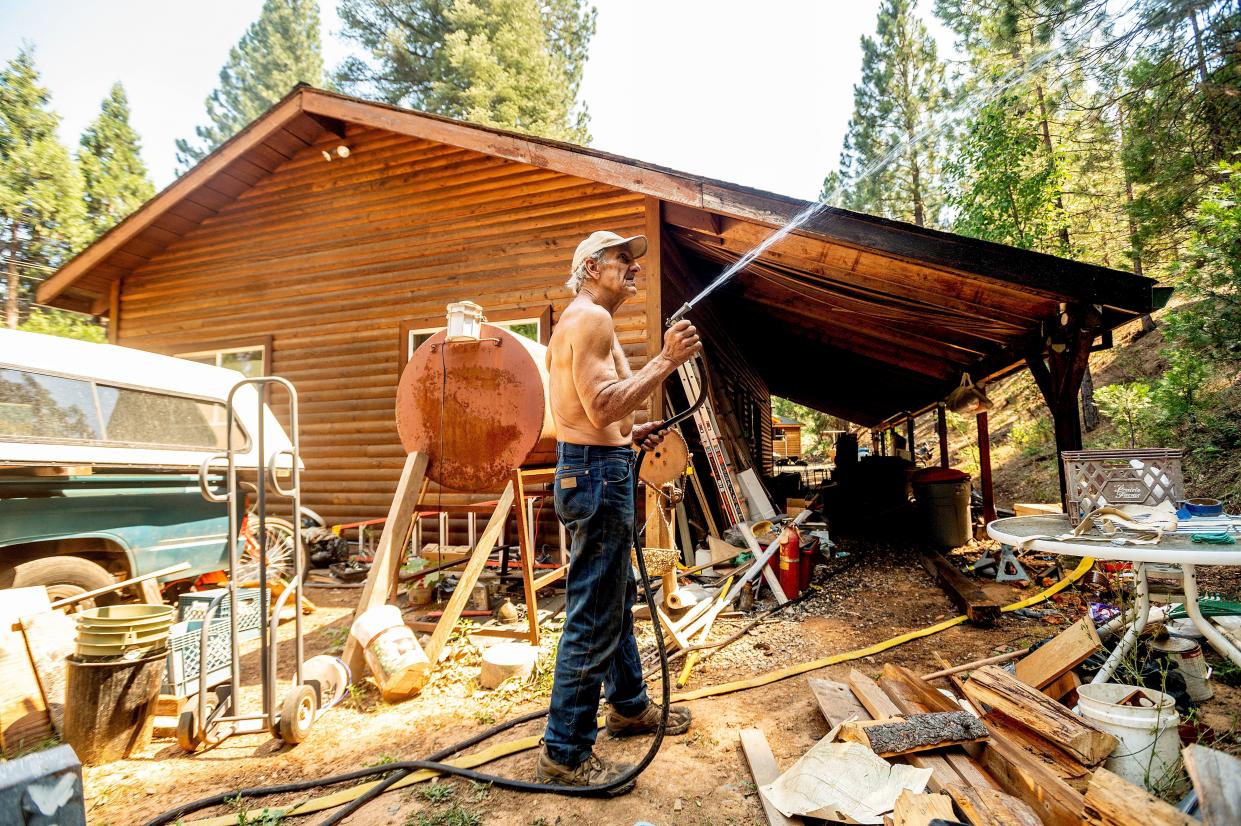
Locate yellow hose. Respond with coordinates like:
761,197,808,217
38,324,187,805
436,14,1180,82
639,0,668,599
191,555,1094,824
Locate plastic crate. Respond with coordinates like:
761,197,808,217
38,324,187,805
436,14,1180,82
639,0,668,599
163,590,263,697
178,587,262,630
1061,448,1184,526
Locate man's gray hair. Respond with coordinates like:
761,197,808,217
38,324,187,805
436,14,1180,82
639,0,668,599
566,249,612,294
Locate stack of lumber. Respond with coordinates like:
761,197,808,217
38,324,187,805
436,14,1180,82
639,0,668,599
740,614,1235,826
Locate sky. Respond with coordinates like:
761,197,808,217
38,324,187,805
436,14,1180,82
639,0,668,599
0,1,960,201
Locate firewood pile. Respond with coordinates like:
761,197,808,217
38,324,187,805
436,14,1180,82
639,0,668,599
739,614,1240,826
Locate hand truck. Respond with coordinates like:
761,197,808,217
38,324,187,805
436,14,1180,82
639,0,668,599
180,376,324,750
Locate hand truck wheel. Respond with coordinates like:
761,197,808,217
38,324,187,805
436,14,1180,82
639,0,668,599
176,693,219,753
277,684,318,744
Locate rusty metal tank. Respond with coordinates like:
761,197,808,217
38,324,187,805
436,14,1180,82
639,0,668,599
396,323,556,492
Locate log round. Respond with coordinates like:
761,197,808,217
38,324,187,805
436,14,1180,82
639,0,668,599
479,642,538,689
396,324,556,492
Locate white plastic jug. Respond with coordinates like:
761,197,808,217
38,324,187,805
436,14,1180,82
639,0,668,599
350,604,430,700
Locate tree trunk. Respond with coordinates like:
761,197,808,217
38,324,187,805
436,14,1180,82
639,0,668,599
1080,365,1099,432
1034,79,1072,252
1119,106,1156,335
6,224,18,330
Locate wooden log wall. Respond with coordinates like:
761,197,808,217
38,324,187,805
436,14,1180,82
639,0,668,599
115,124,650,530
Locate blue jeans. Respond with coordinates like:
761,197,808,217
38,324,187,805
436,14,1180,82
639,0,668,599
543,442,649,767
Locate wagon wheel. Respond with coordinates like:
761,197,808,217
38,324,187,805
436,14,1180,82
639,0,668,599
236,516,305,584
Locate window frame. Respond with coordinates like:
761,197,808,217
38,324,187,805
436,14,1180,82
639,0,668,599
0,365,251,452
176,335,272,377
398,305,552,378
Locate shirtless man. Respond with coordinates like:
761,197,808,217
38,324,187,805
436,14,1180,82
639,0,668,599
535,230,701,793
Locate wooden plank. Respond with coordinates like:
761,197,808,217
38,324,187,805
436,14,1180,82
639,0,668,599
846,670,963,794
1083,768,1197,826
0,588,54,757
424,481,516,665
944,784,1042,826
838,712,988,757
1041,670,1081,704
342,451,427,677
962,666,1117,766
738,728,803,826
18,609,76,736
808,678,869,728
892,790,957,826
982,712,1091,792
919,552,999,626
876,674,1001,793
882,664,960,713
975,727,1086,826
1014,617,1101,689
1183,743,1241,826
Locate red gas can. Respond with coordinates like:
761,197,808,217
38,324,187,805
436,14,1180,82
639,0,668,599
777,525,802,600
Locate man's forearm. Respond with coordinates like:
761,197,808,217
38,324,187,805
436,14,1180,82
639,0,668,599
590,354,677,426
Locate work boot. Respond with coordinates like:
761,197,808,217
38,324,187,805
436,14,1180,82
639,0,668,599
605,701,692,737
535,745,637,795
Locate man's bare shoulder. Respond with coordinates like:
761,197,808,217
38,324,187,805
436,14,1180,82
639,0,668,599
557,301,613,344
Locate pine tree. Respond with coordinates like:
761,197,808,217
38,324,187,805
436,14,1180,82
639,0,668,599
79,83,155,238
176,0,324,168
0,47,88,329
828,0,949,227
337,0,595,142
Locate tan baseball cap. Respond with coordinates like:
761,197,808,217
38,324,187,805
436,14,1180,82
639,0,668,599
571,231,648,274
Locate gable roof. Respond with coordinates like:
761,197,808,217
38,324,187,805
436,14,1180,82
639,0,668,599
39,85,1161,426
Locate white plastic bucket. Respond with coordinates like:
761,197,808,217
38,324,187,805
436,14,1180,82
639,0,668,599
1076,683,1182,792
1150,637,1213,701
350,605,430,700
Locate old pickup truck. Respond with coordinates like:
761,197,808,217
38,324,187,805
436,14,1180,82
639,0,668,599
0,330,298,604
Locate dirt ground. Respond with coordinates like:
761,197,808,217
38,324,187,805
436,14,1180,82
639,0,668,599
87,535,1241,826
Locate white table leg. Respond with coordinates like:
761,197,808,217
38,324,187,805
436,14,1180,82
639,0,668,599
1092,563,1151,684
1182,563,1241,668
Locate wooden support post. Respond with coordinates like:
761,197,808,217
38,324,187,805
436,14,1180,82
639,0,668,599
511,470,540,646
424,481,515,664
937,403,949,468
1026,303,1103,510
107,279,121,343
976,410,996,523
344,451,428,677
905,413,915,460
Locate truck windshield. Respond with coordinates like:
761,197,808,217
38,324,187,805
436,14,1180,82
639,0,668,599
0,368,243,450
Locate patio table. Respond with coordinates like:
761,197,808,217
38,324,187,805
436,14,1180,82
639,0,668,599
987,514,1241,683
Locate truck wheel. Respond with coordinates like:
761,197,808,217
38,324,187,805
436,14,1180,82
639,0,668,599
3,556,119,609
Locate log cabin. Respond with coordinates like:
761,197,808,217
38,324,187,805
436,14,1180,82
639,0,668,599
37,84,1164,531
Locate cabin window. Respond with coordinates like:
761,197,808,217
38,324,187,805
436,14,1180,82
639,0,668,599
177,343,267,377
398,306,553,378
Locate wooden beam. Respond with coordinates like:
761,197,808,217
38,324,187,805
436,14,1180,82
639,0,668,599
343,451,428,677
962,666,1117,766
982,712,1091,793
1083,768,1197,826
919,552,1000,626
1014,617,1101,690
892,790,956,826
974,731,1086,826
937,404,949,467
977,410,996,523
944,784,1042,826
424,481,516,664
1183,744,1241,826
739,729,803,826
107,278,120,343
645,196,664,419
